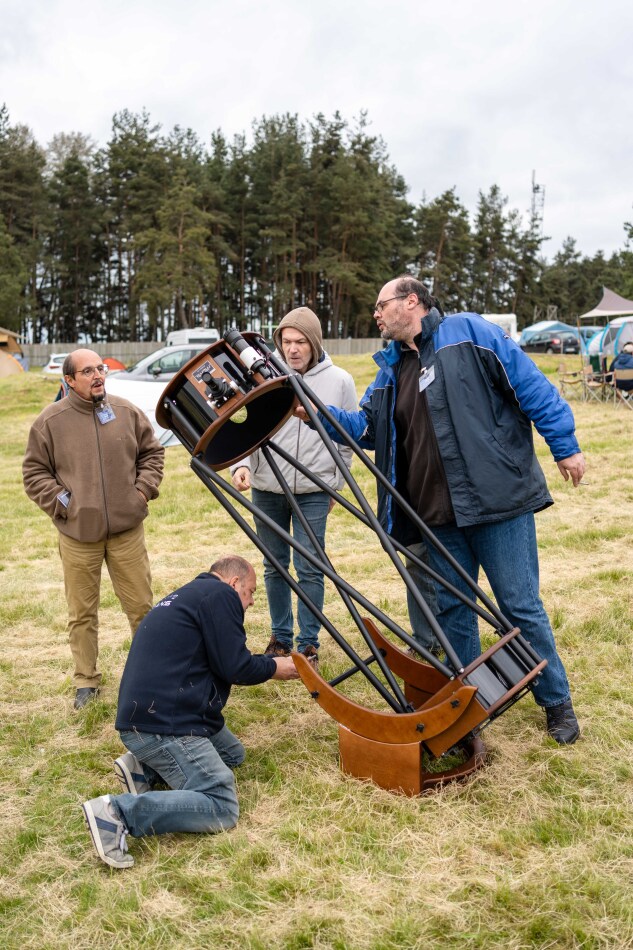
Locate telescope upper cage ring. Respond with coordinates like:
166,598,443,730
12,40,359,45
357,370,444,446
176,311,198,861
156,333,297,470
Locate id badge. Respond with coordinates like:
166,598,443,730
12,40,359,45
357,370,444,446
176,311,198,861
418,365,435,393
96,404,116,424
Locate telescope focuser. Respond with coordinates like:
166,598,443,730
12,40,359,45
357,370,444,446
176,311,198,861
224,328,274,379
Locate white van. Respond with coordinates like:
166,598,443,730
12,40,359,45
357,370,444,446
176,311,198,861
481,313,520,342
166,327,220,346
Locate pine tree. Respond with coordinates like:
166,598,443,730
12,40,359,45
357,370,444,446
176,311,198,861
45,134,103,341
0,105,48,339
135,168,218,335
415,188,473,312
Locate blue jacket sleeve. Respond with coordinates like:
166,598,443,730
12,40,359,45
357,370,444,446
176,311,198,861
462,317,581,461
317,374,385,449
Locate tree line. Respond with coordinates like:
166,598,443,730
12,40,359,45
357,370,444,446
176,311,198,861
1,103,631,343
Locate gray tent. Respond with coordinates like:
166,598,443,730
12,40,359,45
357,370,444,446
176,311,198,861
578,287,633,321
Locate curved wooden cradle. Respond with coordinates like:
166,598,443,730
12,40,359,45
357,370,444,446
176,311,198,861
292,651,488,795
292,618,545,795
293,652,480,745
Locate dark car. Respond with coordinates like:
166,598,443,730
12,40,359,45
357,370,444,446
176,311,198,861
520,330,581,355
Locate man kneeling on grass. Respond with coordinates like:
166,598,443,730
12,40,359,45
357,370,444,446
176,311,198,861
82,555,299,869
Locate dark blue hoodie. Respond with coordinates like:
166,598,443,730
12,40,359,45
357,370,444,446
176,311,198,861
115,572,276,737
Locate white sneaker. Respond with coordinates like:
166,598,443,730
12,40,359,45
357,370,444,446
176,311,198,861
114,752,150,795
82,795,133,869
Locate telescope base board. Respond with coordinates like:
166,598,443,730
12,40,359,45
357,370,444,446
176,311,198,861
338,726,486,796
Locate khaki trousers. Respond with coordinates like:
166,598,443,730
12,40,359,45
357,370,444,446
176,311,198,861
58,523,153,688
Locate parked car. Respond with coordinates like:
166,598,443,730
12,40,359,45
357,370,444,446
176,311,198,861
112,344,211,382
520,330,581,355
104,376,179,446
42,352,71,375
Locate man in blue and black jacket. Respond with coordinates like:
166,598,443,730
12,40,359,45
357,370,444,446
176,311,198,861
311,275,585,746
81,555,299,869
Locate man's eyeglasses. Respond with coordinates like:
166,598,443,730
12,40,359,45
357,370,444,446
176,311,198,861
72,365,110,379
373,294,408,315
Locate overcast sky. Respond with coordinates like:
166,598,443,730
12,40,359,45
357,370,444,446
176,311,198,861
2,0,631,260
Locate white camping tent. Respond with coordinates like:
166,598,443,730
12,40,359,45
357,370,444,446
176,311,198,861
587,316,633,359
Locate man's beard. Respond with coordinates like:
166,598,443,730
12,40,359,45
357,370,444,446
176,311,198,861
91,391,105,406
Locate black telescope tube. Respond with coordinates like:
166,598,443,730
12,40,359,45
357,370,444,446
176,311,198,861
283,373,465,672
190,457,420,710
191,456,454,684
189,455,455,677
266,437,502,631
261,444,413,712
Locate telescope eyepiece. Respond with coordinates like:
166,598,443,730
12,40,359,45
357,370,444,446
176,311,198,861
202,372,235,401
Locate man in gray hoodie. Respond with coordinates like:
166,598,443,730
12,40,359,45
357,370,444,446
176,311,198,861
231,308,357,670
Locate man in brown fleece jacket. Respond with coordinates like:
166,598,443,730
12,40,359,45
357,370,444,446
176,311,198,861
23,348,165,710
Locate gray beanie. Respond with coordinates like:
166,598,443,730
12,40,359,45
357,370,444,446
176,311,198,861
273,307,323,370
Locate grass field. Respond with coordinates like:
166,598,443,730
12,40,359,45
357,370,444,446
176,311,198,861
1,355,632,950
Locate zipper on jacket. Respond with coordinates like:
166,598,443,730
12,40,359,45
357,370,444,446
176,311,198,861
94,411,111,538
292,418,301,493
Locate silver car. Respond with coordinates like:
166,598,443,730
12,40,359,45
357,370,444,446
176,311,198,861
113,344,210,382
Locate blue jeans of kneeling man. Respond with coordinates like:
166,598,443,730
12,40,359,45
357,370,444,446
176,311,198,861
425,513,571,709
252,488,330,652
110,725,244,837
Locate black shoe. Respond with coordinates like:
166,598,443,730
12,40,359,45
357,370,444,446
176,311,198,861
545,700,580,745
264,635,292,657
74,687,99,710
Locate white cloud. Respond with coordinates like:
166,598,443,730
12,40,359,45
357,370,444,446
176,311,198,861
1,0,631,257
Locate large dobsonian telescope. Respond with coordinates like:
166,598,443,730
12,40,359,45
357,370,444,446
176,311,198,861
156,330,546,794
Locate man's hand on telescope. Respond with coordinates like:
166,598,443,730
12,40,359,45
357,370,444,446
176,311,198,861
231,467,251,491
294,403,314,423
271,656,300,680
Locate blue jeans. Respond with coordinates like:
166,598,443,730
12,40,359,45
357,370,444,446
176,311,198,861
405,541,440,652
425,513,571,708
111,725,244,837
252,489,330,652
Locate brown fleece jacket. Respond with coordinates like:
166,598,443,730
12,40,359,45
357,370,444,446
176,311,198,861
23,389,164,542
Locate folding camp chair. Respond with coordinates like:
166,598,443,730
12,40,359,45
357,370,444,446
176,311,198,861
612,368,633,409
558,363,609,402
557,363,584,400
581,365,609,402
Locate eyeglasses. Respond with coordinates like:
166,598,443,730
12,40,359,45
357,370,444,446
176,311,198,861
373,294,408,314
73,364,109,379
